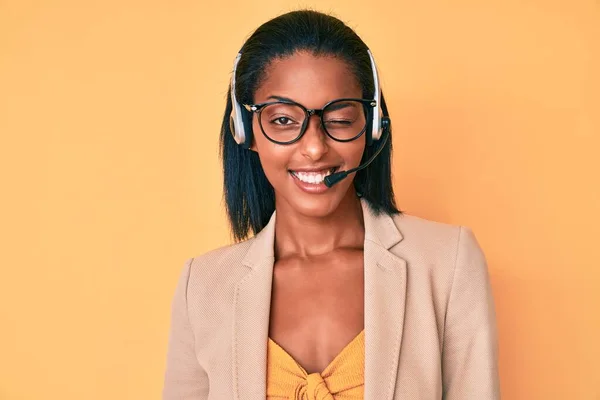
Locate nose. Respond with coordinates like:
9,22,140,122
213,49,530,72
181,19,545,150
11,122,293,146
299,114,328,161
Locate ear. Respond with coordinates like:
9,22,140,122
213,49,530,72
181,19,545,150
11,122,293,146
248,139,258,152
248,123,258,152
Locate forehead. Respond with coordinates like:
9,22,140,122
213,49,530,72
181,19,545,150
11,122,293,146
254,51,362,107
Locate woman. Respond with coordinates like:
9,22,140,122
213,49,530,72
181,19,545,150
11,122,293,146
163,10,500,400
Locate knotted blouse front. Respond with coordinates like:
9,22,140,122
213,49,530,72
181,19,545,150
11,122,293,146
266,330,365,400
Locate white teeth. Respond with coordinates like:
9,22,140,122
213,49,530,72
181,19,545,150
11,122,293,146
291,169,334,184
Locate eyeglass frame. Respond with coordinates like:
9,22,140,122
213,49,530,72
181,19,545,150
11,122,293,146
243,98,377,145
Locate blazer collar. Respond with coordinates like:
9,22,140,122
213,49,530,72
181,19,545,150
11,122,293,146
233,198,407,400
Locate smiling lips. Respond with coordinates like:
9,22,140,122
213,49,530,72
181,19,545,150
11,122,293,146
289,167,337,185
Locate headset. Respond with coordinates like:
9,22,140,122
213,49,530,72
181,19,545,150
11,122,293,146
228,49,391,187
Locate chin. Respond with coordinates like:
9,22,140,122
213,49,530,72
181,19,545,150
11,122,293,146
293,198,338,218
280,182,354,218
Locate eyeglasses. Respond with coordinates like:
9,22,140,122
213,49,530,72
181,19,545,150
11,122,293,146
243,98,376,145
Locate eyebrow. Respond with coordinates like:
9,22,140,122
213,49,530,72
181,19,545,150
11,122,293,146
326,101,354,112
267,95,295,102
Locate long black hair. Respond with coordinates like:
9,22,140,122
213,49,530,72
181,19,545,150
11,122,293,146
220,10,401,242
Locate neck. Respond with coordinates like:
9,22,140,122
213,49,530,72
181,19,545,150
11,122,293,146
273,189,365,260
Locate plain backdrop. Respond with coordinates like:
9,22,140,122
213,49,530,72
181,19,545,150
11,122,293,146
0,0,598,399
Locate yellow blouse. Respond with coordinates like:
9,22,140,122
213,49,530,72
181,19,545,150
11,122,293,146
266,330,365,400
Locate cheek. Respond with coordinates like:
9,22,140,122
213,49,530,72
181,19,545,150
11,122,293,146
251,118,276,152
338,137,367,167
252,120,293,176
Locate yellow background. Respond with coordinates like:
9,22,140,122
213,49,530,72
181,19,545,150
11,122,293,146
1,0,598,399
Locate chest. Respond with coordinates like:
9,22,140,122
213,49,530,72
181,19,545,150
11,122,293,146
267,249,364,373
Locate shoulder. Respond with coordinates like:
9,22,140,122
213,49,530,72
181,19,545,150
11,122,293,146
191,239,254,268
393,212,462,238
173,238,255,291
171,238,257,316
389,212,485,267
184,239,254,284
393,212,462,249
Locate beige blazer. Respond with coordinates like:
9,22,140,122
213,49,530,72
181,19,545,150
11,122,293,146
163,198,500,399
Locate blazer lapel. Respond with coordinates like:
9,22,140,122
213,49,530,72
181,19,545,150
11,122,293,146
231,199,407,400
232,212,276,400
361,198,408,400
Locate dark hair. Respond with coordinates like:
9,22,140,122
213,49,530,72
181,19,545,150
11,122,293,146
219,9,401,242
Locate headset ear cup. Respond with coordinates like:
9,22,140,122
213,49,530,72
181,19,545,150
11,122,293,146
371,103,384,142
371,118,382,142
229,102,245,145
381,116,391,133
229,114,238,141
241,108,254,149
366,49,384,143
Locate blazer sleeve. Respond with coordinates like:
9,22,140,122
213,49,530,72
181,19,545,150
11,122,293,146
442,226,501,399
163,258,209,400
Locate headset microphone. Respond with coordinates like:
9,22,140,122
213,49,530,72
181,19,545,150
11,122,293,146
323,116,391,188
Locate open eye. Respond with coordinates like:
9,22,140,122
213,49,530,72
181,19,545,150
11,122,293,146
271,116,296,125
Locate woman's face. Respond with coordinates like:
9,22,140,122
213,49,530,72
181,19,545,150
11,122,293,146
250,51,366,218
